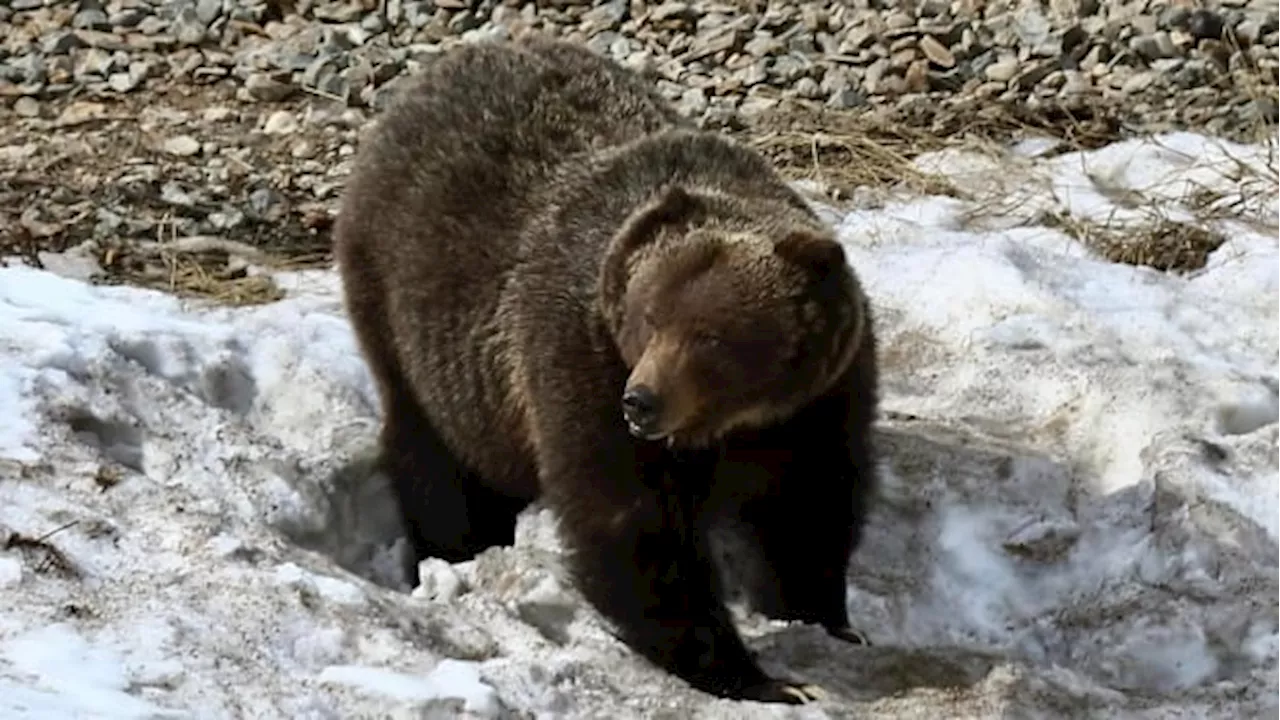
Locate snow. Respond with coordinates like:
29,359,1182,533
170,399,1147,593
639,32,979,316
0,131,1276,719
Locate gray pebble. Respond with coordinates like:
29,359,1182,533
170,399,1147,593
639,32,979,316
263,110,300,135
13,96,40,118
1121,70,1157,94
984,56,1019,82
245,72,295,101
677,86,709,116
42,32,86,56
73,8,111,31
109,8,147,28
136,15,167,35
1187,9,1225,40
6,54,47,84
174,7,208,46
163,135,202,157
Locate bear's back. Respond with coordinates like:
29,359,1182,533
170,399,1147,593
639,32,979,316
338,38,684,278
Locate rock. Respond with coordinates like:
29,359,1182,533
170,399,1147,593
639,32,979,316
42,32,86,56
195,0,223,25
885,10,913,30
1234,20,1261,46
828,86,867,108
904,59,930,92
107,72,139,93
687,25,739,60
163,135,202,157
737,94,778,120
262,110,299,135
72,8,111,31
1002,517,1082,562
1187,9,1225,40
173,6,208,46
13,96,39,117
984,56,1019,82
864,57,890,91
583,0,627,30
1060,70,1092,95
677,86,708,117
244,72,294,101
515,576,577,644
840,25,876,53
794,76,823,98
1014,59,1056,90
1121,70,1157,94
411,559,467,603
1131,31,1178,60
919,34,956,68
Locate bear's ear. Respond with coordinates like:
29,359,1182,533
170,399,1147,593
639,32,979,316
774,230,846,278
616,185,701,253
600,185,703,321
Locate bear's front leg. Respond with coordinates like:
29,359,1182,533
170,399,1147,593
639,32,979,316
732,429,875,646
539,435,824,704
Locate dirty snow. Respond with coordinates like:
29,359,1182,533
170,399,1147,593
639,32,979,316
0,131,1276,719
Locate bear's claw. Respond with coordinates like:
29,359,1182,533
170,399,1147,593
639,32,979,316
741,679,827,705
827,625,871,646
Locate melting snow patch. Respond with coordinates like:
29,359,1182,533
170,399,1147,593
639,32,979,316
318,660,501,716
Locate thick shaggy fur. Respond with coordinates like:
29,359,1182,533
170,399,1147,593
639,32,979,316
333,37,880,705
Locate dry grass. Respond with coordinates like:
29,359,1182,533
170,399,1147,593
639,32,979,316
741,103,960,199
738,92,1137,201
1044,213,1229,274
2,520,82,579
91,231,288,307
743,92,1277,276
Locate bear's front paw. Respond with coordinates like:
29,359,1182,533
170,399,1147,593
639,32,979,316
740,679,827,705
826,624,871,646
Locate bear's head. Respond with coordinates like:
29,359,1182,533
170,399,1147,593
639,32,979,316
600,184,868,447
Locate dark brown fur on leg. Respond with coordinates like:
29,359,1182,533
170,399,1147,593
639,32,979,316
379,395,528,585
532,390,814,704
337,217,527,585
718,338,878,644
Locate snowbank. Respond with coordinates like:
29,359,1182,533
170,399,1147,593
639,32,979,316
0,131,1275,719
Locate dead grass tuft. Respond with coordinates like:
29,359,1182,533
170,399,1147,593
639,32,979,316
93,234,286,307
2,520,82,579
1044,212,1227,274
733,91,1162,206
742,103,960,199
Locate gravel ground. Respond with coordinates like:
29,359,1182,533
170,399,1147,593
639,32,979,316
1,0,1276,299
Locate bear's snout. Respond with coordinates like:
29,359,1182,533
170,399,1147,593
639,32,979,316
622,385,664,439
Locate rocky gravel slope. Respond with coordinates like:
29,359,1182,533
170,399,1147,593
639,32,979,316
1,0,1276,297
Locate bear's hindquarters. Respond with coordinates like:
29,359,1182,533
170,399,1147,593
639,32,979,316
338,241,529,586
377,387,530,585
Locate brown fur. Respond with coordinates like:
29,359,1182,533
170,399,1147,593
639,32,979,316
334,36,880,705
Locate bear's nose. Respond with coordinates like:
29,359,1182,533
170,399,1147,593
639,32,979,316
621,385,663,436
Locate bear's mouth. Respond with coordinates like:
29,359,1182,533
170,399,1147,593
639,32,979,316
628,421,722,451
626,419,669,442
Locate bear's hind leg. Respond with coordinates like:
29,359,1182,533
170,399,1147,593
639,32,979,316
379,391,526,585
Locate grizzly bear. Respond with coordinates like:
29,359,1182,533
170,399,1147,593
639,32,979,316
333,37,880,705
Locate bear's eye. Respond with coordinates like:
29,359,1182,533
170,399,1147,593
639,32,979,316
693,331,722,348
